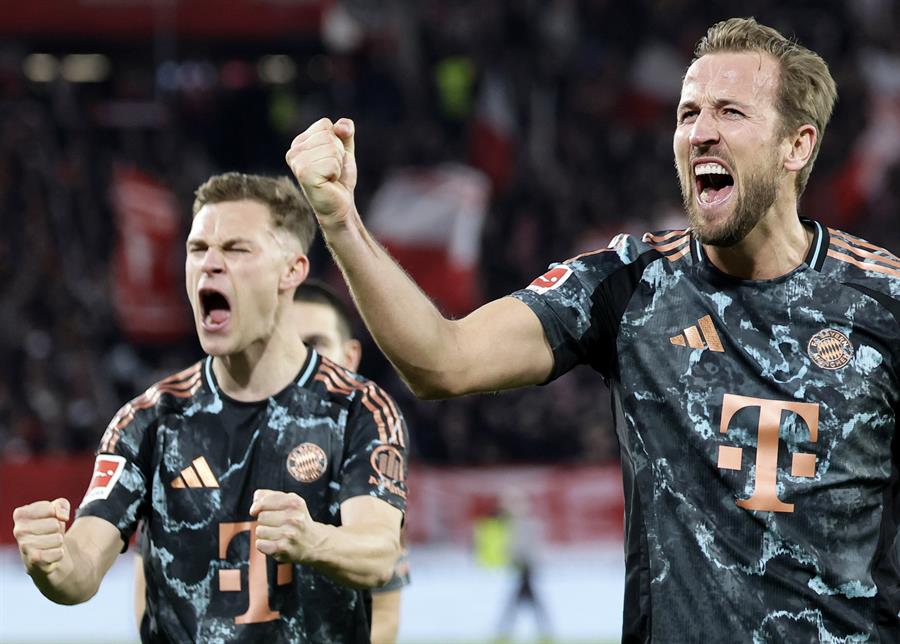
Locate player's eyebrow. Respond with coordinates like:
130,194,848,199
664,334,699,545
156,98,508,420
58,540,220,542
186,237,254,249
677,98,753,113
221,238,254,248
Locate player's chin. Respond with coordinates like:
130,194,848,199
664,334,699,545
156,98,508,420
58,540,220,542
196,332,235,357
690,196,735,228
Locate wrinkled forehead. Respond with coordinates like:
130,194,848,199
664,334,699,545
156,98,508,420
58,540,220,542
189,200,276,243
680,51,780,109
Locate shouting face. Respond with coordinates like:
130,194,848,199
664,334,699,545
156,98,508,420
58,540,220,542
674,51,787,246
185,199,298,356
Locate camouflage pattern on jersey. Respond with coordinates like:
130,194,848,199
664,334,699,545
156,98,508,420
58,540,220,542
77,349,409,644
513,221,900,643
373,546,410,593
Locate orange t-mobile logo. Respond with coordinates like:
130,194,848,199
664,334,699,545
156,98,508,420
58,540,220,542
218,522,293,624
717,394,819,513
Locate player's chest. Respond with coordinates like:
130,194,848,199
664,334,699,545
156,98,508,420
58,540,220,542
152,404,349,523
619,275,897,406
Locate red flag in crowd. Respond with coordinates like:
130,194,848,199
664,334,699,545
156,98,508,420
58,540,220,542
110,165,192,343
366,163,491,317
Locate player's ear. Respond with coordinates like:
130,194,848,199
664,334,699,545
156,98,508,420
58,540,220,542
783,123,816,175
342,339,362,372
281,253,309,292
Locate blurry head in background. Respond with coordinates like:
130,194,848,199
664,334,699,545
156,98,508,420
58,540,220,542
292,279,362,371
674,17,837,246
186,173,315,356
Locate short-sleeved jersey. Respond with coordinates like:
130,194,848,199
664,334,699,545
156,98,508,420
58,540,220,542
373,544,410,593
76,349,409,644
512,220,900,643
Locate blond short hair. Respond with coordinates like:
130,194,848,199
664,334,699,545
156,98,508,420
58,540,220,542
192,172,317,253
694,17,837,197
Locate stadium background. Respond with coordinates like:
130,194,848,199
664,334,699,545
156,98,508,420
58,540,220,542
0,0,898,642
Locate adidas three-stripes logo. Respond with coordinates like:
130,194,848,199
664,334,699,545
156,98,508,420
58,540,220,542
171,456,220,489
669,315,724,352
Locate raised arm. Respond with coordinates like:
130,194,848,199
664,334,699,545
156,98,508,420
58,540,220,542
286,118,554,398
13,499,124,605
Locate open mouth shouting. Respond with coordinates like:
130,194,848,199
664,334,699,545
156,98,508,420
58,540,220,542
693,158,735,209
199,287,232,332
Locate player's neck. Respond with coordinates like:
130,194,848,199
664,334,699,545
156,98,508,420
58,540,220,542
212,325,310,402
702,196,812,280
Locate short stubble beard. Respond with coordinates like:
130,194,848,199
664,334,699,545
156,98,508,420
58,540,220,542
678,146,781,247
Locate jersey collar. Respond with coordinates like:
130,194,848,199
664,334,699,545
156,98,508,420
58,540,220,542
690,217,829,272
203,348,321,401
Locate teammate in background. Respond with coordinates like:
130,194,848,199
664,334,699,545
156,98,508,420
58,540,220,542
13,173,409,643
292,279,411,644
287,17,900,643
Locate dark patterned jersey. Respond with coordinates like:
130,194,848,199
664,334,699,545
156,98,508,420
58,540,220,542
373,543,410,593
76,349,409,644
512,220,900,643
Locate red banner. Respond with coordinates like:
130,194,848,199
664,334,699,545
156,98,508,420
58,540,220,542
111,165,192,343
0,0,325,38
1,457,624,546
367,164,490,317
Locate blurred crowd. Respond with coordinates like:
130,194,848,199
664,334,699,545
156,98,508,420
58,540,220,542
2,0,899,463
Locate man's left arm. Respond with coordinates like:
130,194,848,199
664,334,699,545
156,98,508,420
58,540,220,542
250,491,401,588
251,378,409,588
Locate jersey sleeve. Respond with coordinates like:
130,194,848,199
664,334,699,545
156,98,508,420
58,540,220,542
372,547,411,593
338,383,409,513
75,396,156,548
510,233,657,382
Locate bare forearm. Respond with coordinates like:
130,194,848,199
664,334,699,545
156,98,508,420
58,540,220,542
301,518,399,589
31,536,104,605
371,590,401,644
322,213,462,397
289,117,553,396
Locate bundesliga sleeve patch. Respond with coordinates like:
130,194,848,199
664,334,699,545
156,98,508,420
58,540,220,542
79,454,127,507
526,265,573,294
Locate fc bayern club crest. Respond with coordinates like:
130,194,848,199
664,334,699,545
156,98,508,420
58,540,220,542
286,442,328,483
807,329,854,370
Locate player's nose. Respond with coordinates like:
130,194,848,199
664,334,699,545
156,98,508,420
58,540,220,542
689,109,720,147
199,247,226,274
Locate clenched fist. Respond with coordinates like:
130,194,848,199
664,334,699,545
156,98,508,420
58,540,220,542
286,117,358,230
13,498,71,577
250,489,318,564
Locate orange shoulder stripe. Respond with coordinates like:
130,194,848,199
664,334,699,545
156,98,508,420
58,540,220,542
319,362,358,393
827,249,900,278
643,229,688,243
101,368,203,451
830,236,900,270
650,233,690,253
314,365,355,396
158,362,203,388
829,228,900,261
643,229,688,244
318,362,389,442
665,246,691,263
322,361,401,444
